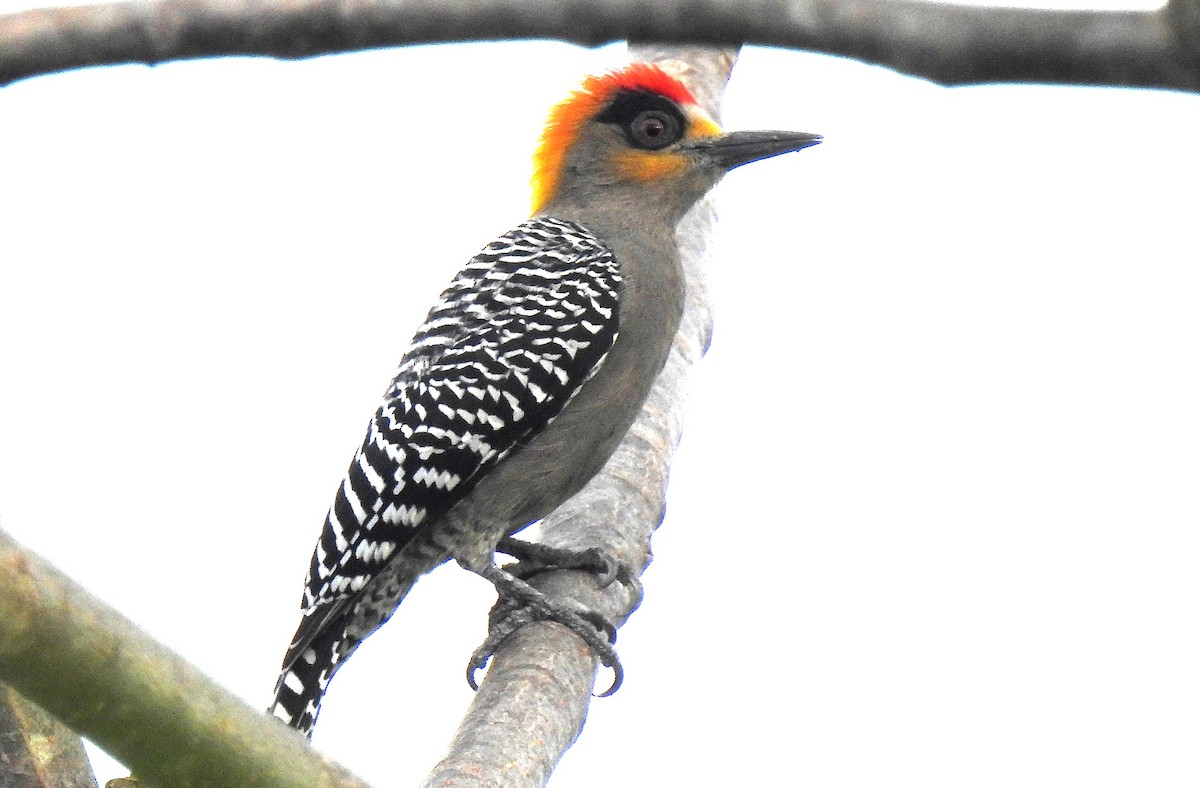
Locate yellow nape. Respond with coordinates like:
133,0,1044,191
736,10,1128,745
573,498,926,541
531,79,615,215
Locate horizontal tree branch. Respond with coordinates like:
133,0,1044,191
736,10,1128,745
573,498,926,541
0,527,369,788
0,0,1197,91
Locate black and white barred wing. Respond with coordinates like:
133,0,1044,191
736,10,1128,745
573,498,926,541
281,218,621,674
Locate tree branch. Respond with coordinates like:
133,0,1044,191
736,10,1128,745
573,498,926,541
0,686,99,788
0,527,369,788
418,43,735,788
0,0,1197,91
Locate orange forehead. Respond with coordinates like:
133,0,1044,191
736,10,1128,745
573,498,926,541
531,64,700,214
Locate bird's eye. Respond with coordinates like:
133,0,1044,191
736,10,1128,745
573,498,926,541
629,110,682,150
595,90,689,150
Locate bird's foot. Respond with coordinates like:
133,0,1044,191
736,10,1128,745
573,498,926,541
496,536,629,588
466,563,623,696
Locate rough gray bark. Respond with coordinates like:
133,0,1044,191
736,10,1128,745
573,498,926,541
0,687,98,788
1,0,1198,91
0,528,369,788
419,43,734,788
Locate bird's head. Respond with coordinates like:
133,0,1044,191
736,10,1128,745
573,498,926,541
531,63,821,220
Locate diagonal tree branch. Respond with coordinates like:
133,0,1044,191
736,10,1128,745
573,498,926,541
418,42,735,788
0,0,1198,91
0,527,369,788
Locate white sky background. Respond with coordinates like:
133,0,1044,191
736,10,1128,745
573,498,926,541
1,0,1199,784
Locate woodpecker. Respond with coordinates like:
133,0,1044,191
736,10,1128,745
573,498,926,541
269,62,820,736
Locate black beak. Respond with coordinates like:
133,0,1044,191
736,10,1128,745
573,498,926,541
686,130,822,171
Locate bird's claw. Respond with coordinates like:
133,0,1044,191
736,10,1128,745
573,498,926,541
466,565,624,695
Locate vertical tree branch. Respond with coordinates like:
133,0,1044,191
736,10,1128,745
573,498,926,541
419,43,736,788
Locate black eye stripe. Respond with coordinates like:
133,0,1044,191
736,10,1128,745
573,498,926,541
595,90,688,150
